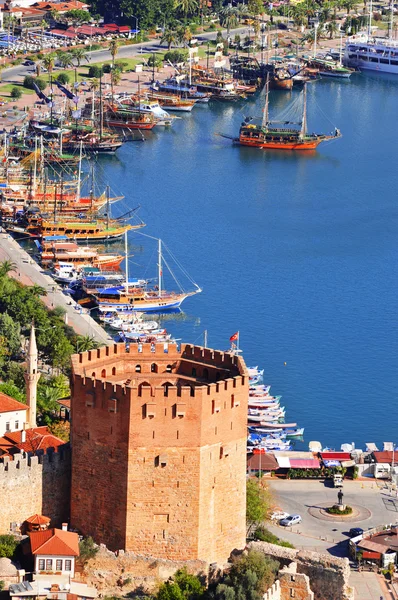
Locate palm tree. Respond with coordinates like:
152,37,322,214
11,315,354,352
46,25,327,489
177,25,192,47
174,0,199,21
35,62,42,77
76,335,100,352
71,47,89,67
42,53,56,75
325,19,339,38
219,6,239,37
109,39,119,69
40,19,48,49
90,77,99,91
110,67,122,99
342,0,357,14
29,284,47,297
161,30,177,50
56,51,73,70
0,260,16,278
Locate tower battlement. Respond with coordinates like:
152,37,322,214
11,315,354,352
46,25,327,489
71,342,248,563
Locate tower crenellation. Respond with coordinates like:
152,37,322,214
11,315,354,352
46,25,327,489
71,342,248,563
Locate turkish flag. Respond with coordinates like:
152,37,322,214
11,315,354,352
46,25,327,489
229,332,239,342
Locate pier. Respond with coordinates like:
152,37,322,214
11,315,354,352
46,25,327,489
0,228,112,344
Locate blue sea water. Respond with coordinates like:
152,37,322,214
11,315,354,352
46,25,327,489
95,72,398,450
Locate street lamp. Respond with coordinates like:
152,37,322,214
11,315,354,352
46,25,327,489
131,15,139,43
312,12,320,59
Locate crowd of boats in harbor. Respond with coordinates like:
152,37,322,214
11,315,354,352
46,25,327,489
247,367,304,451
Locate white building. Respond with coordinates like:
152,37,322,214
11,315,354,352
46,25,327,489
0,394,27,437
29,526,79,578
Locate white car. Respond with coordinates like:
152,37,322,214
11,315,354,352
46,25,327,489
270,510,289,521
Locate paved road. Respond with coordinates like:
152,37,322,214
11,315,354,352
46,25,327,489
0,228,112,344
267,479,398,555
0,27,250,83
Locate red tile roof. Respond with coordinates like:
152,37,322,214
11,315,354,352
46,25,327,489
247,453,278,471
29,528,79,556
0,393,27,414
373,451,395,464
2,427,65,454
26,514,51,525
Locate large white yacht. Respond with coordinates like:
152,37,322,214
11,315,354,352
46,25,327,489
344,33,398,74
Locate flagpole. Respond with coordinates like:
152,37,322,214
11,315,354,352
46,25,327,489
237,331,240,354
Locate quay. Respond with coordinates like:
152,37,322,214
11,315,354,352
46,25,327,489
0,227,112,344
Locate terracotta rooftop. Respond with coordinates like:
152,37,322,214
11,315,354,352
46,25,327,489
32,0,89,10
0,393,27,414
247,453,278,471
26,514,51,525
29,528,79,556
2,427,65,455
373,451,395,464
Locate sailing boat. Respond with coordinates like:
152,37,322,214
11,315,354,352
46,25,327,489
90,236,202,312
236,74,342,150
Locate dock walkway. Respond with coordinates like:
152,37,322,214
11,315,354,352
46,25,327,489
0,229,112,345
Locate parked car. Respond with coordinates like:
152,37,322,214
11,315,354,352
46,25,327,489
349,527,364,538
280,514,302,527
270,510,290,521
23,59,35,66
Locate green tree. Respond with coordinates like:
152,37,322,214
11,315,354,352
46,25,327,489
325,19,338,38
79,536,98,564
161,29,177,50
0,581,4,592
173,568,204,600
11,87,22,99
246,480,271,534
88,65,103,78
76,335,100,353
57,72,70,85
219,6,239,36
248,0,263,17
0,260,16,278
71,47,89,67
0,535,18,558
214,549,279,600
0,382,25,403
158,582,184,600
174,0,199,21
342,0,357,14
109,39,119,68
64,9,91,23
56,51,74,70
42,53,56,75
0,313,21,356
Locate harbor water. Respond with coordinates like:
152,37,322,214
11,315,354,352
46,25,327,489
95,72,398,450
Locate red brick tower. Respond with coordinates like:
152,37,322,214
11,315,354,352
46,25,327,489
70,342,248,563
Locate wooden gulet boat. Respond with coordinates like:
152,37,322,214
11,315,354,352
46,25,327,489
38,238,124,269
91,236,202,313
236,75,342,151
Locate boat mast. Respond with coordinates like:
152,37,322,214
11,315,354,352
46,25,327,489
262,72,269,129
76,140,82,202
59,129,63,156
99,70,104,140
204,330,208,348
389,0,394,39
89,161,94,211
32,136,37,196
300,84,307,139
368,0,373,37
124,229,129,291
158,238,162,298
106,185,110,230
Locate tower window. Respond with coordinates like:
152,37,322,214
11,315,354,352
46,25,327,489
112,367,116,375
5,422,10,432
151,363,158,373
192,367,196,377
101,369,106,378
166,364,172,373
135,364,141,373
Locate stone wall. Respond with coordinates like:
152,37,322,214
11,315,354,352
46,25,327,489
279,562,314,600
0,446,71,533
79,545,209,595
249,542,353,600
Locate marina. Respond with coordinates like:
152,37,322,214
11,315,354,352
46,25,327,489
0,34,396,450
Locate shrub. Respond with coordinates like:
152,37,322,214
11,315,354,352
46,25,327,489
23,76,46,91
164,49,188,64
10,87,22,99
102,63,112,73
0,535,18,558
148,55,163,68
208,23,216,30
327,505,353,515
115,60,128,71
78,536,98,564
57,72,70,84
88,65,103,77
254,526,295,548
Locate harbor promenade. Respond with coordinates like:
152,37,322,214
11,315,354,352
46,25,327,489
0,228,112,344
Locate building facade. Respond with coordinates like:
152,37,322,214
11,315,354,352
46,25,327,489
70,342,248,563
0,395,27,437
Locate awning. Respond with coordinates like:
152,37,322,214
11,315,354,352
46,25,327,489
358,540,387,553
320,452,351,460
341,460,356,467
289,459,320,469
276,456,291,469
363,551,381,559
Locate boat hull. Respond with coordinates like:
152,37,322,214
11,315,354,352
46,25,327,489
238,138,320,150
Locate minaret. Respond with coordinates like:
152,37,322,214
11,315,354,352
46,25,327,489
24,324,40,429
